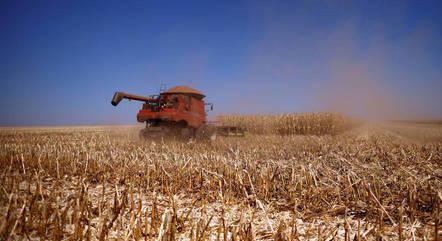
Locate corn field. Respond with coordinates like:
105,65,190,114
0,120,441,240
217,113,356,135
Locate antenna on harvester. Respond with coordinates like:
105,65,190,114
159,83,167,93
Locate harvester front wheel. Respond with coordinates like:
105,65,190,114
139,129,145,139
196,125,218,141
139,128,166,140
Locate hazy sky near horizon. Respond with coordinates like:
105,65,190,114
1,0,442,125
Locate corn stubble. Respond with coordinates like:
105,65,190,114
0,115,441,240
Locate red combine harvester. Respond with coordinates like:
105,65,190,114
111,86,244,139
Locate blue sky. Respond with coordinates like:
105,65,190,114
1,0,441,125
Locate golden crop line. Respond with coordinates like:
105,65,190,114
216,112,357,135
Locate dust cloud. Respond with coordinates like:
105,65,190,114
218,20,442,121
311,25,403,121
310,24,441,121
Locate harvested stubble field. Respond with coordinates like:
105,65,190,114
0,117,441,240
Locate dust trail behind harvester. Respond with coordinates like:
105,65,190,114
309,24,442,122
313,59,403,121
218,22,442,122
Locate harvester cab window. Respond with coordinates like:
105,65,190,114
160,94,179,109
184,95,190,110
170,95,179,108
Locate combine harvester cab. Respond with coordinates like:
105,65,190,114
111,85,244,139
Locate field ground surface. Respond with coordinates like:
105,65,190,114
0,122,441,240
